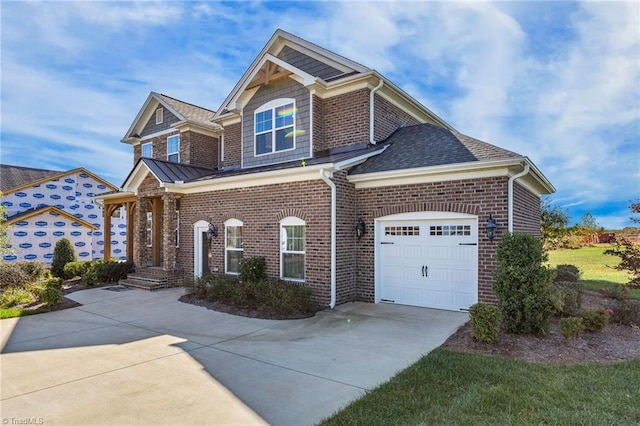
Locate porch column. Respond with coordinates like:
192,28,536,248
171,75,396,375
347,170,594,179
151,198,162,266
134,197,148,268
162,193,177,271
102,203,113,261
126,201,136,262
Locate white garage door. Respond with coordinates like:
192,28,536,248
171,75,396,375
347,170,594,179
378,217,478,311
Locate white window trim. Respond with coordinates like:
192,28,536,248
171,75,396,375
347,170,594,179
175,210,180,248
146,211,152,247
225,218,243,275
156,108,163,124
167,135,180,162
141,142,152,158
280,216,305,282
254,98,296,157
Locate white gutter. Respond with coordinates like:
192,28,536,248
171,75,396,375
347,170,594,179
370,79,384,144
508,162,530,232
319,168,337,309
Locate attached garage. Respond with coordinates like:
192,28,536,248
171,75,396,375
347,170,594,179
375,212,478,311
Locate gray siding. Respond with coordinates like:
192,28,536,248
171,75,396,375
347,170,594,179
140,108,180,137
277,46,343,80
242,78,310,168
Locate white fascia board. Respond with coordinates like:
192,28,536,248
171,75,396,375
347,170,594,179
154,95,186,124
122,162,161,193
122,92,156,142
274,40,364,74
173,121,222,137
348,158,529,189
524,157,556,194
134,128,177,143
334,146,388,171
95,190,135,201
164,163,334,194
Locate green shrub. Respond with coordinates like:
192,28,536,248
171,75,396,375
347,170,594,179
599,284,630,300
559,317,586,339
33,277,63,307
82,260,134,286
553,264,581,283
493,232,555,335
184,276,212,299
469,303,501,343
0,286,35,308
578,308,609,332
63,261,91,279
551,281,583,316
51,238,76,278
239,256,267,283
607,299,640,326
14,261,49,281
0,263,30,288
203,274,317,318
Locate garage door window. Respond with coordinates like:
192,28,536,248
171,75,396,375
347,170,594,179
384,226,420,236
429,225,471,236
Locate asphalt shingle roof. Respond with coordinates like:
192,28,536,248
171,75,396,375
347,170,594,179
156,93,216,127
0,164,62,193
349,123,522,175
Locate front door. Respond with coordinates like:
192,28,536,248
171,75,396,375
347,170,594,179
194,221,211,278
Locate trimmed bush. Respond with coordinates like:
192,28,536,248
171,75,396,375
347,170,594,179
34,277,63,307
493,232,555,336
51,238,76,278
607,299,640,327
201,274,318,318
559,317,586,339
554,264,581,283
239,256,267,283
63,261,91,279
469,303,501,343
82,260,134,286
14,261,49,281
578,308,609,332
0,263,30,288
551,281,583,316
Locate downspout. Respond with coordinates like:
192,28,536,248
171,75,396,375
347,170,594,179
508,162,530,232
319,169,337,309
369,78,384,144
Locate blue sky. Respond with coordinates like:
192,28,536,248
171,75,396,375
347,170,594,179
1,1,638,229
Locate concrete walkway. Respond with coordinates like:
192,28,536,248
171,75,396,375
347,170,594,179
1,287,468,425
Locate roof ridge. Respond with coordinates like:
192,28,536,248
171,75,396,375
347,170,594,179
0,164,62,173
157,93,215,113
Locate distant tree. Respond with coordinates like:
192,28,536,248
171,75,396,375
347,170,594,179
606,202,640,287
630,200,640,223
575,212,602,244
0,194,13,258
540,199,570,249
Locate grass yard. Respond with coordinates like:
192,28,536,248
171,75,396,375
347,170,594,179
546,245,640,299
321,348,640,425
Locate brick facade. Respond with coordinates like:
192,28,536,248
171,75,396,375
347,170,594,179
354,176,510,304
177,179,333,304
513,181,541,237
373,94,421,142
322,89,370,150
222,122,242,167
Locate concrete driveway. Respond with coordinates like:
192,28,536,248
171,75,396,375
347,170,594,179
1,287,467,425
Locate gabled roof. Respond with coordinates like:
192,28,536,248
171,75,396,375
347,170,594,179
214,29,371,119
131,158,216,185
5,206,98,230
0,164,117,195
350,124,520,175
122,92,219,143
0,164,61,193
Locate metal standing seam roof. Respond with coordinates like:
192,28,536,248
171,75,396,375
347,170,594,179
134,144,386,186
0,164,62,193
349,123,522,175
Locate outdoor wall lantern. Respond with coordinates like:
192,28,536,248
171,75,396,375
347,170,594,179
355,219,366,239
485,215,498,240
207,223,218,240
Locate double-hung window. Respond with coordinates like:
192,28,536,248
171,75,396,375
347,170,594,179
167,135,180,162
225,219,243,274
141,142,152,158
255,99,296,155
280,216,305,281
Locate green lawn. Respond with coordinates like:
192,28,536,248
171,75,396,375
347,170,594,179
321,348,640,425
547,245,640,299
